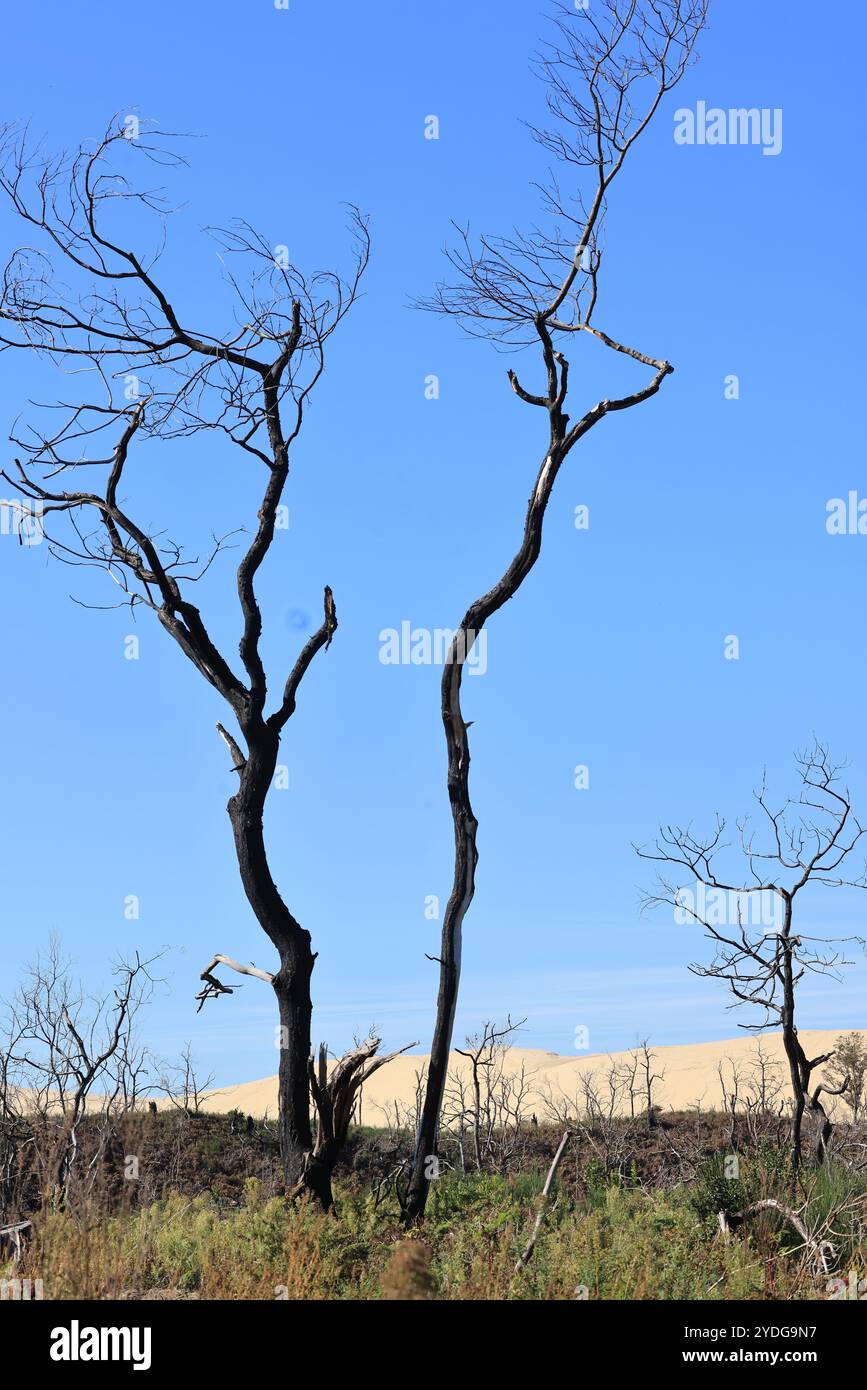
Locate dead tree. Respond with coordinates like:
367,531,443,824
717,1199,838,1279
746,1038,785,1116
741,1040,786,1147
156,1043,215,1118
717,1057,743,1146
453,1016,527,1172
0,120,369,1194
0,937,159,1200
404,0,708,1222
305,1037,416,1210
637,741,867,1170
637,1038,664,1130
514,1129,572,1275
618,1050,641,1120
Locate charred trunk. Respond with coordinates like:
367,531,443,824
227,730,315,1186
780,940,806,1173
306,1037,408,1212
300,1152,334,1210
404,650,479,1222
273,953,315,1182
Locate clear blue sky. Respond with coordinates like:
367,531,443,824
1,0,865,1087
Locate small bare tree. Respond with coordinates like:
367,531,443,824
453,1016,528,1172
156,1043,215,1117
618,1050,641,1120
746,1038,785,1117
638,741,867,1170
405,0,708,1221
0,120,370,1199
637,1038,664,1130
0,938,160,1202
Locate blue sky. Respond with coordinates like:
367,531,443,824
1,0,866,1086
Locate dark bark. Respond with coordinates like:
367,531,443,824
810,1073,849,1164
405,356,671,1222
273,962,315,1182
771,908,837,1172
226,723,317,1184
304,1038,416,1210
300,1153,335,1210
779,941,807,1171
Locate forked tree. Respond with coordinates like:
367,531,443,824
637,741,867,1169
0,120,372,1204
404,0,709,1221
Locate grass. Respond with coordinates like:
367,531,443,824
11,1144,866,1301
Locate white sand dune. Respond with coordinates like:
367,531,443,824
198,1030,866,1125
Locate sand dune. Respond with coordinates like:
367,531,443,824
199,1030,866,1125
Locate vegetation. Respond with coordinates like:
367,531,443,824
4,1105,866,1301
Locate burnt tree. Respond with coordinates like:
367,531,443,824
405,0,708,1221
0,121,369,1195
637,740,867,1170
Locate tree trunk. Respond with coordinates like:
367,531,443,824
779,934,807,1173
404,448,563,1223
404,656,477,1218
404,330,672,1224
787,1074,805,1171
227,732,314,1186
304,1037,413,1211
273,954,314,1183
299,1149,334,1209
